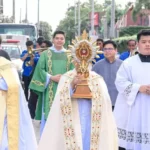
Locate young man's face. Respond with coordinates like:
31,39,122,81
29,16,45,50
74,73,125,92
96,41,103,50
127,41,137,52
103,44,117,59
27,45,33,49
138,35,150,55
53,34,65,48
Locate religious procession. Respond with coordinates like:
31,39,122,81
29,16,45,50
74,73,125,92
1,0,150,150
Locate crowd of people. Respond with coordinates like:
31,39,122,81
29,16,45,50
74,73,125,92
0,29,150,150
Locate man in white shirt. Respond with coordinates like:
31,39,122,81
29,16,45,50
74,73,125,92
114,30,150,150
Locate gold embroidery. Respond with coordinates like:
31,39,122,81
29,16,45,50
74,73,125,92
60,78,80,150
89,77,102,150
0,57,19,150
66,55,72,71
47,50,53,109
60,72,102,150
31,80,44,86
0,63,14,70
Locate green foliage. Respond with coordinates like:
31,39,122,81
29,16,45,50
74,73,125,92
57,1,104,43
57,0,125,42
132,0,150,21
22,19,29,23
0,16,13,23
119,26,150,37
114,25,150,52
39,21,52,40
105,4,124,26
113,35,136,52
123,2,134,14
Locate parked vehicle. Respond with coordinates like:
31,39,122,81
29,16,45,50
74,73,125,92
1,39,23,81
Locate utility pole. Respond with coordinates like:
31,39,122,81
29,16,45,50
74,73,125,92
13,0,15,23
102,15,108,39
0,0,3,14
110,0,115,38
0,0,3,22
91,0,95,35
77,0,81,36
25,0,28,23
74,0,77,36
19,8,22,23
37,0,40,30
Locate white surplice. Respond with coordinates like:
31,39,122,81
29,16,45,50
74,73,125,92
38,70,118,150
114,54,150,150
0,67,37,150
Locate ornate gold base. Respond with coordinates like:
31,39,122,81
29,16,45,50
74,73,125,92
72,79,92,99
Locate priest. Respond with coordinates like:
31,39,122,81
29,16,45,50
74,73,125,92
37,31,118,150
29,30,74,124
0,56,37,150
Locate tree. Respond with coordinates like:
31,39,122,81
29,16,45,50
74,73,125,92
124,2,134,13
105,4,124,27
0,16,13,23
132,0,150,21
57,1,104,44
39,21,52,40
21,19,29,23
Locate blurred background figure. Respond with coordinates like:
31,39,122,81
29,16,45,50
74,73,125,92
119,39,137,60
94,38,104,63
41,40,52,48
36,37,45,48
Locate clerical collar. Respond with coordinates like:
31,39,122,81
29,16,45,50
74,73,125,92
50,46,65,53
138,53,150,62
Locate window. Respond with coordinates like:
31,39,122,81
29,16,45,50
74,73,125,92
2,46,20,59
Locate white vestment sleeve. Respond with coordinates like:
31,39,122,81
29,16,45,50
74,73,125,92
115,62,140,106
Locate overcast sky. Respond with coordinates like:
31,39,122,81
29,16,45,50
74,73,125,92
3,0,135,31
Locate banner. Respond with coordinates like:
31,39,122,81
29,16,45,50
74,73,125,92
89,12,99,26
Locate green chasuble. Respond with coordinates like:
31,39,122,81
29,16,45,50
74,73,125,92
29,49,74,120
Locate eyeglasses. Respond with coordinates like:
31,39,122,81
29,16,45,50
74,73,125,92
103,48,114,51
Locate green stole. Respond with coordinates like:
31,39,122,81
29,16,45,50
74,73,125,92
29,49,74,120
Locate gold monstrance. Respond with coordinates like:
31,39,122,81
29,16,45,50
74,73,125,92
68,30,102,99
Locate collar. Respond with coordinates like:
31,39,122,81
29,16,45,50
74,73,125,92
105,58,116,64
50,46,65,53
138,53,150,62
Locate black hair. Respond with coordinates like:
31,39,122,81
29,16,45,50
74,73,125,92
127,39,136,45
53,30,65,38
0,50,11,61
103,40,117,49
96,38,104,43
26,40,33,47
43,40,52,47
137,29,150,42
37,37,45,46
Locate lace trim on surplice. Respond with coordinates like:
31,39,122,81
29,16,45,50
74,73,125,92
118,128,150,144
124,84,133,97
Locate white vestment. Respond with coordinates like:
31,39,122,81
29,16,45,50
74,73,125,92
0,57,37,150
38,70,118,150
114,55,150,150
